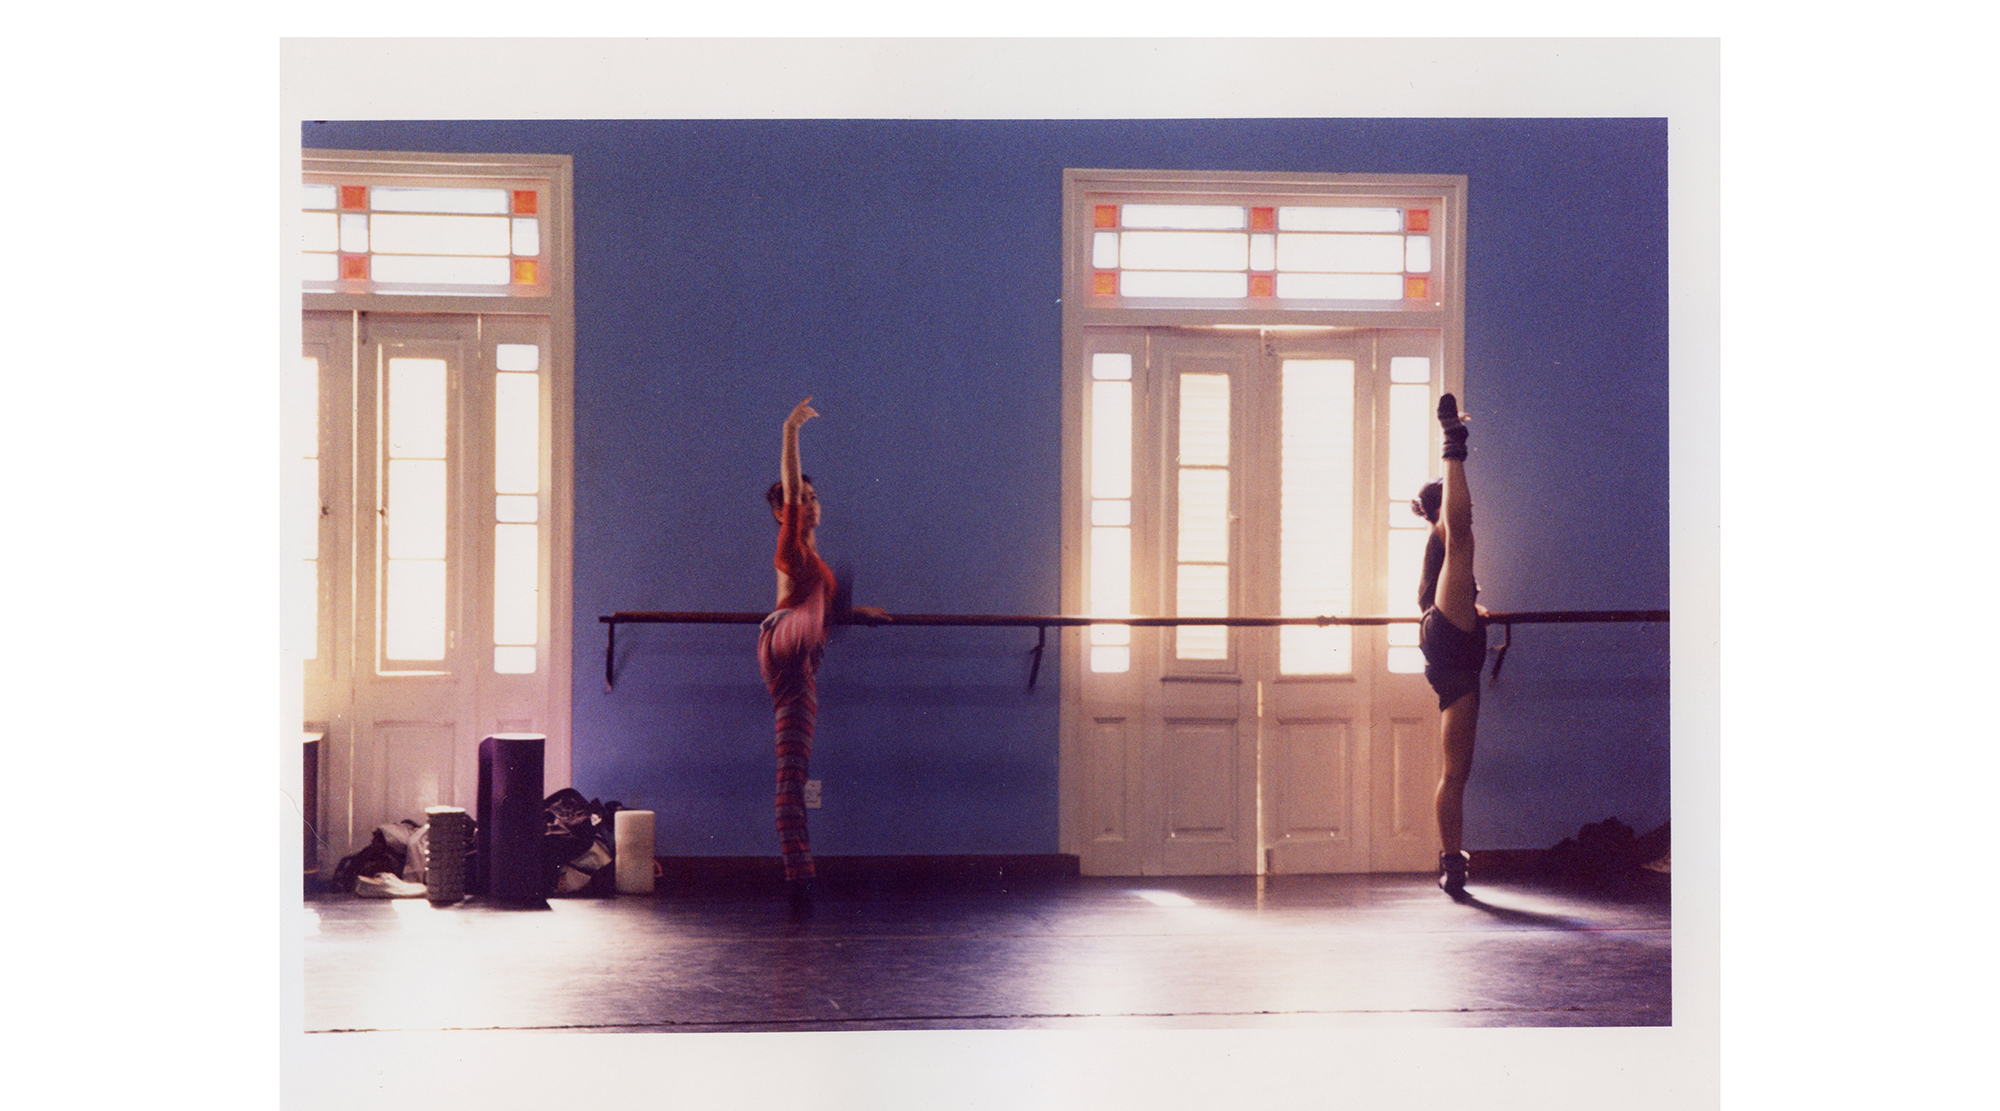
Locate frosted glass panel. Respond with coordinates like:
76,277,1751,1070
1089,526,1131,619
1389,383,1433,514
1405,235,1433,273
1281,625,1351,676
1276,272,1405,300
387,460,447,560
1121,204,1245,230
496,494,539,523
492,523,538,645
495,343,540,372
1119,271,1249,299
300,254,337,282
1118,231,1249,272
1249,234,1276,271
340,213,369,253
385,560,447,661
494,646,537,674
1280,359,1353,675
1278,206,1402,232
302,184,336,210
387,359,447,458
1178,374,1230,466
1090,381,1132,499
371,255,513,286
1093,231,1120,269
1090,622,1130,646
1091,645,1131,673
1387,645,1426,674
494,373,539,495
511,217,540,257
1389,356,1432,384
1091,352,1132,380
1177,469,1229,563
302,212,337,252
1277,233,1407,273
1091,499,1130,527
370,213,513,257
370,186,509,214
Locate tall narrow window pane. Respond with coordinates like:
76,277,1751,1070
494,373,539,495
493,523,538,647
384,560,447,660
1388,383,1433,518
386,359,447,458
494,343,540,372
386,460,447,560
1176,565,1229,660
1177,469,1229,563
1279,359,1354,674
1090,381,1132,500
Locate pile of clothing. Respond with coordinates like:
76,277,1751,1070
328,788,627,899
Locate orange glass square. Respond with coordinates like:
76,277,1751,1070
1094,204,1119,229
512,190,538,215
1404,276,1430,300
1250,206,1276,231
513,259,540,285
339,185,368,211
1093,271,1118,295
338,254,369,281
1249,274,1275,297
1406,208,1431,232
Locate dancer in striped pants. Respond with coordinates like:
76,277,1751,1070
759,398,888,912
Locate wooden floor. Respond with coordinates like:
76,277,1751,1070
300,869,1670,1032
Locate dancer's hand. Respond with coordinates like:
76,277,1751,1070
786,397,818,429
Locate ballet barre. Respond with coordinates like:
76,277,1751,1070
597,609,1669,692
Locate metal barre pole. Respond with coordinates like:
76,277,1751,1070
598,609,1668,690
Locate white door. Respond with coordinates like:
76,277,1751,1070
1065,327,1445,875
299,310,569,859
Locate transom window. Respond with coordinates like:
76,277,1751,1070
300,179,554,297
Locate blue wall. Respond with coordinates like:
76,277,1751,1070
303,118,1670,854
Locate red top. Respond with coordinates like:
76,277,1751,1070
773,500,835,614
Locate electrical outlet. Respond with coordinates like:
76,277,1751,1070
803,780,822,809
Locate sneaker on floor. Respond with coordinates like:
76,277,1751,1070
356,872,428,899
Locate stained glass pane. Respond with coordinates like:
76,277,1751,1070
370,213,512,257
1277,233,1407,274
512,218,540,257
1122,204,1245,230
1119,271,1249,299
370,186,510,214
1278,206,1402,232
1276,273,1404,300
1118,230,1249,272
371,256,513,286
512,190,539,215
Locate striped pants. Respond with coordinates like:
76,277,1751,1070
758,608,825,882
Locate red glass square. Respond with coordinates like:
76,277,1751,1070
1094,204,1119,229
1248,274,1275,298
1250,206,1276,231
339,254,369,281
512,190,538,215
339,185,368,211
1404,276,1429,300
1406,208,1430,232
513,259,540,285
1093,271,1118,296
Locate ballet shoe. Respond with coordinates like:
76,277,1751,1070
1438,850,1470,898
1438,393,1469,460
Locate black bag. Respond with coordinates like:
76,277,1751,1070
542,789,625,896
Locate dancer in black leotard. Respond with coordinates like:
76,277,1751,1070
1411,393,1490,898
